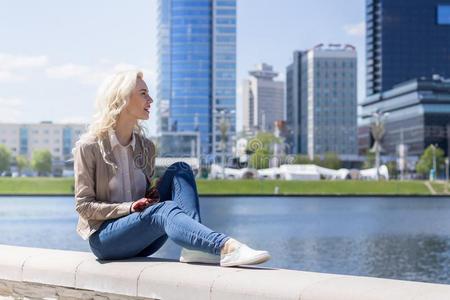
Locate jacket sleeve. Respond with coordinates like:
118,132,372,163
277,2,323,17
148,139,156,178
74,143,133,221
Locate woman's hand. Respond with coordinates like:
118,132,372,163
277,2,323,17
146,187,160,201
131,197,159,213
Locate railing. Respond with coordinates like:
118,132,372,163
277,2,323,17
1,244,449,300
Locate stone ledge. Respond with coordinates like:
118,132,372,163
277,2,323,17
1,244,450,300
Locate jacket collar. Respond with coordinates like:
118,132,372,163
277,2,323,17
99,130,152,183
108,128,136,151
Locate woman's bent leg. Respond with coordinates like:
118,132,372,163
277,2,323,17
135,234,168,257
143,201,229,254
157,162,201,222
89,200,230,259
88,210,167,260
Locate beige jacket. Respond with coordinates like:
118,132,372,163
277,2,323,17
73,132,156,240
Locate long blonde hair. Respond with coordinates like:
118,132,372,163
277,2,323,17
73,70,149,166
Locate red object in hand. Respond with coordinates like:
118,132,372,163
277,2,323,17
131,198,157,213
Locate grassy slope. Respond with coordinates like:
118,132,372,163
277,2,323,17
0,177,74,195
196,180,431,195
0,178,433,195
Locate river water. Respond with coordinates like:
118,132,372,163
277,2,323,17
1,196,450,284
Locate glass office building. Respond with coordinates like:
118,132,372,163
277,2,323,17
366,0,450,96
359,76,450,158
361,0,450,157
157,0,236,157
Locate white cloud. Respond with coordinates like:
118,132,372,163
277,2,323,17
45,62,156,86
45,63,90,79
344,22,365,37
0,71,25,82
0,53,48,70
56,116,89,124
0,97,23,122
0,53,48,82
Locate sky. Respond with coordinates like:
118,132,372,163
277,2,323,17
0,0,365,135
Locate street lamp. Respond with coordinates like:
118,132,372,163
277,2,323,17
213,108,235,178
369,110,390,180
445,157,449,193
431,144,438,181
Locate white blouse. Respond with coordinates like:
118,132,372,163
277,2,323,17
107,129,147,203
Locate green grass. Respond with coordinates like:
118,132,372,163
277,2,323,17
429,181,450,195
0,177,436,196
196,179,431,195
0,177,74,195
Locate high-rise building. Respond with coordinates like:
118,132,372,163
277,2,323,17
359,75,450,158
286,44,357,158
362,0,450,157
242,63,284,133
157,0,236,158
366,0,450,96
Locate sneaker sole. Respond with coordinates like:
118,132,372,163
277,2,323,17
179,257,220,264
220,252,271,267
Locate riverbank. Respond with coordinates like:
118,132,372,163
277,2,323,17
3,244,450,300
0,177,448,196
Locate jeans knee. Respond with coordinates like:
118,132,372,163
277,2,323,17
139,201,180,222
169,161,192,173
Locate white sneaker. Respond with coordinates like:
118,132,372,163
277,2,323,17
179,248,220,264
220,243,271,267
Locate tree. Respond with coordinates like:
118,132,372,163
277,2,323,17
293,155,310,164
15,155,29,176
416,145,445,177
246,132,280,169
386,161,397,179
246,132,280,153
248,149,270,169
320,152,342,169
32,150,52,176
363,150,375,169
0,145,11,173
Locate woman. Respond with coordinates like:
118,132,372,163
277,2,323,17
73,70,271,267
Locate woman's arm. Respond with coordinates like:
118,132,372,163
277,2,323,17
74,142,133,220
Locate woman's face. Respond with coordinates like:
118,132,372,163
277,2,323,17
124,78,153,120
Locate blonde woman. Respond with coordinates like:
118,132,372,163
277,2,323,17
73,70,271,267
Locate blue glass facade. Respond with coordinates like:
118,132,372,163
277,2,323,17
438,5,450,24
366,0,450,96
19,127,28,155
63,127,73,156
157,0,236,156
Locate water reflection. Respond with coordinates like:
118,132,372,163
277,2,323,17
1,196,450,284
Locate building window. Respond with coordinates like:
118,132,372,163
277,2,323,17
437,5,450,25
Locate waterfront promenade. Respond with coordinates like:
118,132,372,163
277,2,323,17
1,244,450,299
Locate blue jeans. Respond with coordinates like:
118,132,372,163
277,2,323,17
88,162,230,260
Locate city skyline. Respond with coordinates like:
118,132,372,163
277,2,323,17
0,0,365,136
